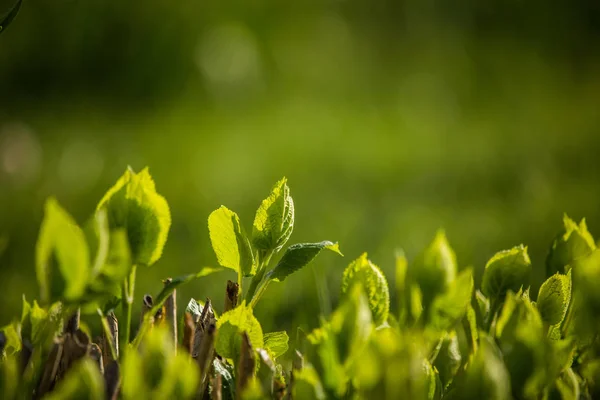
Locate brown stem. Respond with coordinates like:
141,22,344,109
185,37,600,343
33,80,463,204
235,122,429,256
212,372,222,400
35,339,64,398
236,332,256,399
163,278,178,350
196,321,216,398
90,343,104,375
106,312,119,360
65,308,80,334
183,312,195,355
104,360,121,400
224,280,240,313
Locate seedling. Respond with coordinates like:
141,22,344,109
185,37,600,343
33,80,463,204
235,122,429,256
2,169,600,400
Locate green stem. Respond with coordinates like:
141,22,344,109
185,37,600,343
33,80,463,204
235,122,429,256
246,267,267,304
249,279,271,309
560,295,576,338
98,309,118,361
122,264,137,351
484,298,500,333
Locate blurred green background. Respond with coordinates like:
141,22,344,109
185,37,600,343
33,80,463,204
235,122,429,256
1,0,600,334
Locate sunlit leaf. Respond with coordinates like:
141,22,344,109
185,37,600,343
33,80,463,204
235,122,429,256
208,206,255,276
263,331,289,359
97,167,171,266
215,302,263,361
482,245,531,304
537,271,571,326
342,253,390,326
251,178,294,252
546,214,595,276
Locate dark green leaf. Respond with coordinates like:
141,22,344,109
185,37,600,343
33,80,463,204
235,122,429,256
0,0,22,35
36,198,89,304
268,241,342,282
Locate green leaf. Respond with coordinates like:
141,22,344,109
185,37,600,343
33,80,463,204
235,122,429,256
44,359,105,400
546,214,596,276
268,241,342,282
481,245,532,304
251,177,294,252
0,353,18,399
215,302,264,361
294,364,326,400
122,326,199,399
456,335,511,400
428,268,474,331
341,253,390,326
435,332,462,390
537,271,571,326
263,331,289,359
85,222,132,308
208,206,255,276
331,284,373,366
36,198,90,304
411,231,457,309
97,167,171,266
0,0,22,35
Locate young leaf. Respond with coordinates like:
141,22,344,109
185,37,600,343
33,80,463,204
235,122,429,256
546,214,595,276
97,167,171,266
481,245,532,304
36,198,90,304
251,177,294,252
411,231,457,309
267,241,342,282
428,268,474,332
263,331,289,359
455,335,511,400
215,302,264,361
208,206,255,276
537,271,571,326
0,0,22,35
341,253,390,326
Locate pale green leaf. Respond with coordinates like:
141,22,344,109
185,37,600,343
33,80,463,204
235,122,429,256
482,245,532,303
97,167,171,266
412,231,457,309
546,214,596,276
429,268,474,331
36,198,89,304
208,206,255,276
215,302,264,361
537,271,571,326
341,253,390,326
251,178,294,252
268,241,342,282
263,331,289,359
